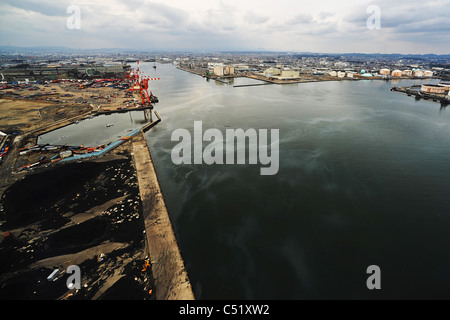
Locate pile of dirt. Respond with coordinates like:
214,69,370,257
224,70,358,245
0,152,154,300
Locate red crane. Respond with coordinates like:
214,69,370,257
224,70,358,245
127,60,159,106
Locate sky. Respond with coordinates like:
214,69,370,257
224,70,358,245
0,0,449,54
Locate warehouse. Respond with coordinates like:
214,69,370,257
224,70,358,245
264,67,281,77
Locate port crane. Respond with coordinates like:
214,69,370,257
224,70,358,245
127,60,159,107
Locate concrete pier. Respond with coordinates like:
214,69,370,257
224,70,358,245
131,132,195,300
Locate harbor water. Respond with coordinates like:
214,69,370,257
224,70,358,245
143,63,450,299
38,110,150,147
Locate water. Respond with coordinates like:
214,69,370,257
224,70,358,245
45,62,450,299
143,63,450,299
38,110,150,147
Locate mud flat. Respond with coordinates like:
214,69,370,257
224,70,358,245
132,132,194,300
0,142,154,300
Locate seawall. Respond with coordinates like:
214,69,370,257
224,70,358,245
131,131,195,300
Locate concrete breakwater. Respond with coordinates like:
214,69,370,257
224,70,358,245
132,132,195,300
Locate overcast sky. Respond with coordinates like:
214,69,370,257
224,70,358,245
0,0,449,54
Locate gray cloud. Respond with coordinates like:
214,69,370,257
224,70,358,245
137,2,189,29
318,12,335,20
344,0,450,32
287,13,314,25
2,0,69,17
244,11,270,25
0,0,449,53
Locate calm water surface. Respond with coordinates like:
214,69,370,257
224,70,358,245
144,63,450,299
38,111,150,147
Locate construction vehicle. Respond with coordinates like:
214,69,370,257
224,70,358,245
142,259,150,272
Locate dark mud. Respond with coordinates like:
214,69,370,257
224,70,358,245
0,149,154,300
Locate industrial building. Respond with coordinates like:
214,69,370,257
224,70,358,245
213,65,235,77
346,72,355,78
0,64,129,81
264,67,281,77
280,69,300,78
225,65,235,75
213,66,224,76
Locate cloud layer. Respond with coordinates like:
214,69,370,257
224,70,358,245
0,0,449,53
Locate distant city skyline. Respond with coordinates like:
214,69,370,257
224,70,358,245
1,0,449,54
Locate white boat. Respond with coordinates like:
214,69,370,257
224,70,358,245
106,123,114,128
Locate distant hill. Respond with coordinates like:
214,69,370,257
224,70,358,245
0,46,449,58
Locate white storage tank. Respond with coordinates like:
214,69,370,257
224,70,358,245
380,69,390,75
423,70,433,78
438,83,450,90
391,70,403,77
420,84,447,94
414,70,424,78
402,70,413,76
